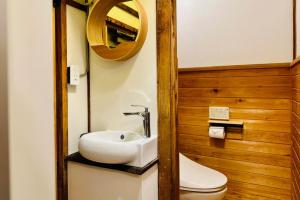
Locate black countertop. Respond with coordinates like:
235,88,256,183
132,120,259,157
66,152,158,175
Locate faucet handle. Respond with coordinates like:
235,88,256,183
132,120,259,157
130,105,149,112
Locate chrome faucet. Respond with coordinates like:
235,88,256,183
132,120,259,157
123,105,151,138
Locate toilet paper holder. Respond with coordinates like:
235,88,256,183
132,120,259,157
208,120,244,139
208,120,244,128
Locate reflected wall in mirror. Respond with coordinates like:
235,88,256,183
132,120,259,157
87,0,148,61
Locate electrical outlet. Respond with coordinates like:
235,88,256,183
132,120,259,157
68,65,80,86
209,107,230,120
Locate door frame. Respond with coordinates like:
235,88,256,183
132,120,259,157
54,0,179,199
54,0,68,200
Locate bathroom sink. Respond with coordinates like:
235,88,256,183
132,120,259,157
78,130,157,167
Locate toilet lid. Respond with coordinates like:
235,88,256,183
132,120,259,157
180,153,227,191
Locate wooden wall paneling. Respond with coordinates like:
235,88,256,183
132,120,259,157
179,134,290,155
178,87,290,99
291,149,300,199
179,65,291,78
216,168,290,190
178,107,291,121
157,0,179,199
54,0,68,199
179,76,291,88
226,181,291,200
185,154,290,179
179,143,291,167
178,64,292,199
178,125,291,144
179,97,291,110
292,59,300,200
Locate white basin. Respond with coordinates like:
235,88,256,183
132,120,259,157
78,130,157,167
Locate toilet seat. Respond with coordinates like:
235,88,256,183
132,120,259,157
180,185,227,193
180,187,227,200
180,153,227,193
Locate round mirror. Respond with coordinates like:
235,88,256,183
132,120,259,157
87,0,148,61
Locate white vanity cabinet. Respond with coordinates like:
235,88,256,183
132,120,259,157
68,159,158,200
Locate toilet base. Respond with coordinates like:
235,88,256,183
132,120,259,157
180,187,227,200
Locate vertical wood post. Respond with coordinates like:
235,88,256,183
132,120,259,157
54,0,68,199
157,0,179,199
293,0,297,59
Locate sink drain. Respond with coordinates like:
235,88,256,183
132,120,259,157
120,134,125,140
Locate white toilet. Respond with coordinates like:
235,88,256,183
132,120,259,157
180,153,228,200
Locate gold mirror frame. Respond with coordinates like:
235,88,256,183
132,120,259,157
87,0,148,61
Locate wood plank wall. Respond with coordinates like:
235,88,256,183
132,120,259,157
178,64,292,200
291,59,300,200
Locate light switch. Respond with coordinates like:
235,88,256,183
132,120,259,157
209,107,230,120
68,65,80,86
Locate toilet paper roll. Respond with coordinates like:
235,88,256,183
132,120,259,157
209,126,225,139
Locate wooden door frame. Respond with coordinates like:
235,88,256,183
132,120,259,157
54,0,179,199
54,0,68,200
293,0,297,59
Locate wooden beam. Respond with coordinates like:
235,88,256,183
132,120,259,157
0,0,9,198
157,0,179,199
66,0,88,12
54,0,68,199
178,63,291,73
116,3,139,18
86,38,91,133
106,16,138,34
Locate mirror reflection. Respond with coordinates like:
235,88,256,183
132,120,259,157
72,0,93,5
104,0,140,48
